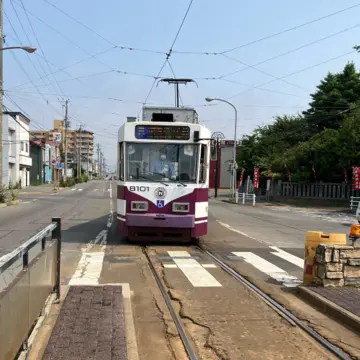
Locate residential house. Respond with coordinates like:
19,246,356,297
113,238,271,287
1,112,32,187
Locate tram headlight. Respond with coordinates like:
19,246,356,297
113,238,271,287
172,202,189,213
131,201,148,211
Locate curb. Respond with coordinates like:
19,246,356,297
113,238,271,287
298,286,360,334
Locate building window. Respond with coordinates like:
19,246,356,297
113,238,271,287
26,142,29,152
21,141,24,151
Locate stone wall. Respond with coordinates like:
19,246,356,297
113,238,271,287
313,244,360,287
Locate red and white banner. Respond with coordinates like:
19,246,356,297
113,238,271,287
353,167,360,190
312,167,317,182
254,168,260,189
239,168,245,187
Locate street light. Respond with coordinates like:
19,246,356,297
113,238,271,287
0,46,37,53
205,97,238,199
0,45,37,186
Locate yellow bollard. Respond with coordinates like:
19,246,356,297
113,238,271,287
303,231,347,285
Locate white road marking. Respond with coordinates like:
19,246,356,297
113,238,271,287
69,252,104,285
78,189,83,192
194,220,208,224
71,188,76,191
201,264,217,268
83,230,107,252
163,264,178,268
216,220,269,245
269,246,304,268
232,252,301,288
167,251,222,287
93,189,98,192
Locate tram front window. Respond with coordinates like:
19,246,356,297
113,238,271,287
126,143,198,183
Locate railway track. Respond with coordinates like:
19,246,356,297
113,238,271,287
143,245,351,360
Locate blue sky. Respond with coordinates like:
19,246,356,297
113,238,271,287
3,0,360,170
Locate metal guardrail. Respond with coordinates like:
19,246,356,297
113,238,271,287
350,196,360,211
0,217,62,360
235,192,256,206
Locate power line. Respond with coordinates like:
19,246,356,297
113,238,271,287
220,22,360,79
12,0,114,71
140,0,195,111
17,0,66,98
42,0,167,55
227,50,357,100
166,60,184,106
222,3,360,54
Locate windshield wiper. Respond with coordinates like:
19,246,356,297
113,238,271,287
177,181,187,187
136,174,169,187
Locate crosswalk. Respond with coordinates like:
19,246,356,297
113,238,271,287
71,188,111,192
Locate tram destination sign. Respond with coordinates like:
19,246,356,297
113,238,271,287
135,125,190,140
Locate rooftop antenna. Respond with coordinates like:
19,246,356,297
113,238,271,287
157,78,198,108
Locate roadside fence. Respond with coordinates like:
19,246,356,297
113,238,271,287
235,192,256,206
0,217,62,360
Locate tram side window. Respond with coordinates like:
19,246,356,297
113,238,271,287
118,142,124,180
199,145,207,183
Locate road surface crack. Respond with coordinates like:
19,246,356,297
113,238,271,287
161,267,229,360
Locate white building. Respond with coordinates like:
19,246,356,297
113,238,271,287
1,112,32,187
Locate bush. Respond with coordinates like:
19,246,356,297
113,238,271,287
0,185,7,203
60,178,75,187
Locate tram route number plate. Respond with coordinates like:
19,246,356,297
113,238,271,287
129,186,149,192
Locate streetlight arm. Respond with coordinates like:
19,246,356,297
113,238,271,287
0,46,37,53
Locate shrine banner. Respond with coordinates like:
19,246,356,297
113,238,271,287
254,168,260,189
353,167,360,190
239,168,245,186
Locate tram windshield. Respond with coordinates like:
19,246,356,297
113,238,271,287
125,143,199,183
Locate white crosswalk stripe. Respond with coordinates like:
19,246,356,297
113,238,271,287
232,251,302,288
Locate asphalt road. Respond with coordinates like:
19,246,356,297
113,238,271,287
2,182,359,359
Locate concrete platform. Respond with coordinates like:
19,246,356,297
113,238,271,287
42,285,127,360
299,286,360,334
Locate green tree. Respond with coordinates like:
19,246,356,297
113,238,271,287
303,63,360,132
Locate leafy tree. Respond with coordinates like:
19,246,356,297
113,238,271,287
303,63,360,132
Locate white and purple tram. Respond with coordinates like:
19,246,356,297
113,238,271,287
116,106,211,242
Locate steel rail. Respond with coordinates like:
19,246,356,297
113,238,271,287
142,247,198,360
201,248,351,360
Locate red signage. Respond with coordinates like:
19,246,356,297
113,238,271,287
353,167,360,190
254,168,260,189
239,168,245,187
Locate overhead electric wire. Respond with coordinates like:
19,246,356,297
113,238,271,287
227,49,357,100
4,7,63,104
166,59,184,106
221,3,360,54
9,46,116,90
42,0,167,55
12,0,114,71
220,22,360,79
17,0,66,98
140,0,194,112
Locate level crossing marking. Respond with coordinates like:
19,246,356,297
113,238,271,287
232,252,302,287
269,246,304,268
163,263,217,269
167,251,222,287
69,252,104,285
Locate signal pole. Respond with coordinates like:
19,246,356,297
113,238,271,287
97,143,101,176
63,99,69,180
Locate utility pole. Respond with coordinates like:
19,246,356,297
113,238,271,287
77,125,82,179
97,143,101,177
63,99,69,180
0,0,4,186
87,140,89,177
100,151,103,177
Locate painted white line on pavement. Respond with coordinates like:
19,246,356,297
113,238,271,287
71,188,76,191
69,252,104,285
269,246,304,268
83,230,107,252
163,264,178,268
167,251,222,287
232,252,301,288
93,189,98,192
201,264,217,268
78,189,83,192
216,220,269,245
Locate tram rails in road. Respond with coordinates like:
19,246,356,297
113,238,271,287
144,245,351,360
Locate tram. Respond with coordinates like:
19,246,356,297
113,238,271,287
116,106,211,242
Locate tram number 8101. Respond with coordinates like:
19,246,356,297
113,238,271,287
129,186,150,192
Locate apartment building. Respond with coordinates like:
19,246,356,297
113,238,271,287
32,120,94,166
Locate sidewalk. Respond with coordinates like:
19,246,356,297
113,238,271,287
19,183,61,195
299,286,360,333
